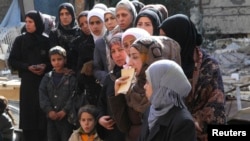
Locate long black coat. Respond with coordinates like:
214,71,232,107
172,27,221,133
8,33,51,130
96,65,126,141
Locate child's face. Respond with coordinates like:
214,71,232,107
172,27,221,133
79,112,96,133
50,54,66,72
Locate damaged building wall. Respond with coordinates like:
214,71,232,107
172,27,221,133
191,0,250,37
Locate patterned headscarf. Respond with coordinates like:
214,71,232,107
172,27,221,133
125,36,181,113
131,36,181,66
145,59,191,130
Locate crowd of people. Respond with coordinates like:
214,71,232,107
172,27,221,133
1,0,226,141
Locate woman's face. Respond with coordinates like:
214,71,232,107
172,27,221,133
89,16,104,36
78,16,91,35
136,17,153,35
144,79,153,100
122,35,136,54
116,8,133,30
110,44,127,67
79,112,96,133
128,47,144,76
59,8,73,26
104,13,117,31
25,17,36,33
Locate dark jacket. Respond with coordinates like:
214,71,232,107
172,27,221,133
8,33,51,130
74,31,102,106
139,106,197,141
96,65,126,141
39,71,76,114
93,38,109,86
49,25,81,72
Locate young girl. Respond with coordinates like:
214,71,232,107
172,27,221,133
69,105,103,141
39,46,76,141
0,96,15,141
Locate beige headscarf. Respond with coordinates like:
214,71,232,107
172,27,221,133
125,36,181,113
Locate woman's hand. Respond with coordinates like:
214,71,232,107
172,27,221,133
28,64,46,75
114,76,130,96
98,115,116,130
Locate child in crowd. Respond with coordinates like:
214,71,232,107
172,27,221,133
69,105,103,141
39,46,76,141
0,96,15,141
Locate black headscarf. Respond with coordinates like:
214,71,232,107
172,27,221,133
25,10,45,35
58,2,78,29
134,9,161,35
159,14,203,79
77,10,89,22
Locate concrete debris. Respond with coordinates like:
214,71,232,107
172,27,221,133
209,38,250,100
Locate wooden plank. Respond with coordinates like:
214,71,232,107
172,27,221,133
0,87,19,101
0,79,20,101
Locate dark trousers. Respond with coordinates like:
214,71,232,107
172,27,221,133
47,117,73,141
22,129,47,141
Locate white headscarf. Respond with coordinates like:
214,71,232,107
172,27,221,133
87,8,107,42
145,59,191,130
121,27,150,44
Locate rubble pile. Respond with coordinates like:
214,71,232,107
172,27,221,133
204,38,250,101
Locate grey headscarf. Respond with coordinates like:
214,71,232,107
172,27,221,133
145,59,191,130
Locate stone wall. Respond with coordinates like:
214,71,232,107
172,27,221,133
0,0,12,22
203,0,250,35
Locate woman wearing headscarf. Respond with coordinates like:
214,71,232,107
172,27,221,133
8,10,51,141
134,9,161,35
159,14,226,141
115,0,137,32
121,27,150,54
140,4,168,22
92,6,120,86
49,2,81,73
139,59,196,141
75,10,102,106
96,33,126,141
109,36,181,141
